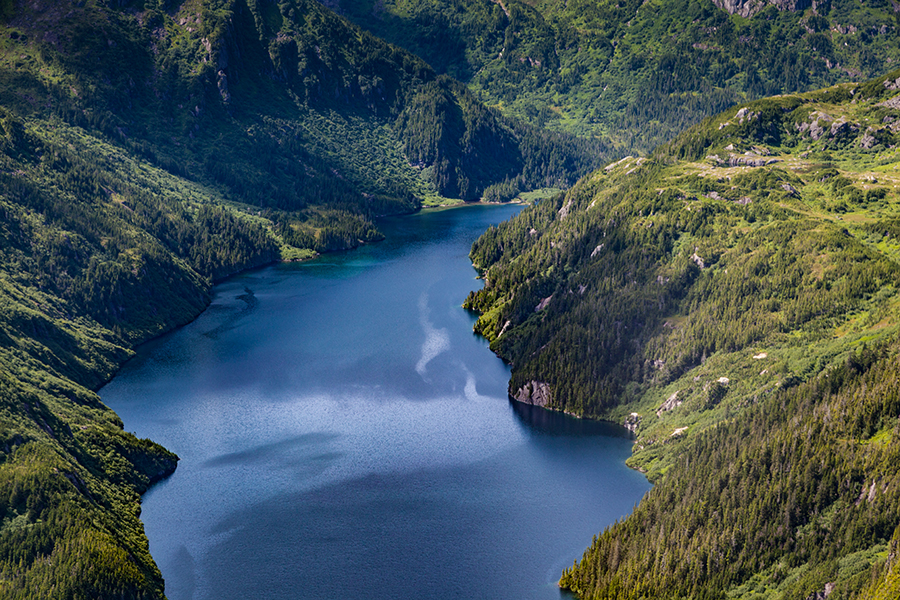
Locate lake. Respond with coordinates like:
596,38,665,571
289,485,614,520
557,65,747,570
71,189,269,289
100,204,651,600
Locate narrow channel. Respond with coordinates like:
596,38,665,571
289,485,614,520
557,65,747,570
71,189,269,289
101,204,651,600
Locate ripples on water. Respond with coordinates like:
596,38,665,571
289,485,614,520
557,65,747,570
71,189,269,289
102,205,651,600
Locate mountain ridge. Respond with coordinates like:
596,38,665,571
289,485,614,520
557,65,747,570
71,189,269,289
465,69,900,599
1,0,900,597
0,0,604,596
329,0,900,150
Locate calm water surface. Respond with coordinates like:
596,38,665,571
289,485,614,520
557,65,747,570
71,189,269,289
101,205,651,600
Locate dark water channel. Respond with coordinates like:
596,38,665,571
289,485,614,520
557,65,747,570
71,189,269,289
100,205,651,600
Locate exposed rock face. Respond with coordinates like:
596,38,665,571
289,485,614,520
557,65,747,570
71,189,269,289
604,156,635,172
217,70,231,103
735,107,759,124
513,381,552,407
859,129,877,149
535,295,553,312
717,108,759,130
796,111,863,143
708,153,781,168
498,319,511,338
624,412,641,434
802,111,833,140
730,154,781,167
804,582,836,600
829,118,858,139
877,94,900,110
712,0,810,18
690,251,706,269
712,0,760,16
657,391,682,417
781,183,800,196
856,479,882,505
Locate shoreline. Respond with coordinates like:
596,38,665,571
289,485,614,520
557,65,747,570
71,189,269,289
109,202,648,600
112,199,531,445
419,198,527,212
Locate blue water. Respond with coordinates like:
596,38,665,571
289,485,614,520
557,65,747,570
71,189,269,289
100,205,650,600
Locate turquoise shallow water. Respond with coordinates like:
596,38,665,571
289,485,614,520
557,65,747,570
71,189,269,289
101,204,651,600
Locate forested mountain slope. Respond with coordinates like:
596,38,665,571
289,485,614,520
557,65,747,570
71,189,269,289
3,0,605,218
0,0,606,597
0,113,281,598
465,70,900,599
330,0,900,151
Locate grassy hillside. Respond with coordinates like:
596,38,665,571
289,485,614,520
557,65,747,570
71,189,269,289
0,0,609,596
2,0,898,596
0,113,269,597
464,69,900,598
331,0,900,151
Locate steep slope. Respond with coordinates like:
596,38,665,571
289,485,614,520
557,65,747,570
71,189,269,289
0,0,607,596
330,0,900,151
465,70,900,598
2,0,605,215
0,114,278,597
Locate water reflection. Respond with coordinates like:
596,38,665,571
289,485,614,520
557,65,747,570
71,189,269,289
201,432,341,468
200,286,259,340
509,399,633,439
102,205,651,600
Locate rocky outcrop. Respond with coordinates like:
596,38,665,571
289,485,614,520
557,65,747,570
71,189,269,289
513,381,552,407
828,118,859,140
535,295,553,312
877,94,900,110
624,412,641,434
804,582,836,600
717,108,759,130
730,154,780,167
707,150,781,168
855,478,886,505
796,112,862,143
796,111,833,140
712,0,810,18
781,183,800,196
656,391,682,417
690,251,706,269
217,70,231,103
859,129,877,149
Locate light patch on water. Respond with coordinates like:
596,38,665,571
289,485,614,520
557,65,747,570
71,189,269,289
462,366,488,403
415,292,450,377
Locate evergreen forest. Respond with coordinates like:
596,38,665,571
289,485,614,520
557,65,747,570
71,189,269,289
332,0,900,151
1,0,900,597
465,70,900,599
0,0,600,596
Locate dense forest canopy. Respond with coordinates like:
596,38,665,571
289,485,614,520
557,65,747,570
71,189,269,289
0,0,603,595
1,0,900,597
465,70,900,599
332,0,900,151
